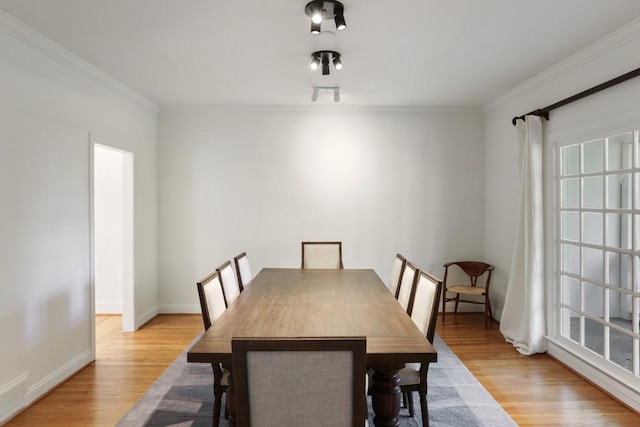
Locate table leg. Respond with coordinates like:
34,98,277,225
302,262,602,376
371,363,402,427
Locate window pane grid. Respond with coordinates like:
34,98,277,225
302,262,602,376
558,133,640,378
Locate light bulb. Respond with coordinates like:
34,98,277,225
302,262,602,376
310,54,320,70
333,54,343,70
312,13,322,24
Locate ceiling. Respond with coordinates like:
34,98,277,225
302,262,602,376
2,0,640,108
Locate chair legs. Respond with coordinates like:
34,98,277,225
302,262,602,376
407,391,415,417
404,390,428,426
211,363,227,427
212,392,222,427
419,386,429,427
443,292,494,329
484,297,491,329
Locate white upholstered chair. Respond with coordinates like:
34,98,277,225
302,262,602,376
234,252,253,292
301,241,344,269
399,270,443,426
196,271,230,427
389,253,407,298
217,260,240,307
396,261,418,312
232,337,367,427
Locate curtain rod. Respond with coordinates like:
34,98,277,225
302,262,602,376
511,66,640,126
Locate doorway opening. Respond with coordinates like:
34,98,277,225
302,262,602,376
93,143,135,332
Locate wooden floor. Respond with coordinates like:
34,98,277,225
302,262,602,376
6,313,640,426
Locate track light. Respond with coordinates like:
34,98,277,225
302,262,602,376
311,8,323,24
310,51,342,75
305,1,347,34
321,53,330,76
311,86,340,103
332,53,342,70
309,52,321,70
334,4,346,31
310,20,321,34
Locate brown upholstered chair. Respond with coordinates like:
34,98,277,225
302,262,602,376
217,260,241,307
396,261,418,312
389,253,407,298
399,270,443,426
441,261,495,328
196,271,230,427
231,337,367,427
233,252,252,292
301,241,344,269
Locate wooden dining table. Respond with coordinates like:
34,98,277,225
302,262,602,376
187,268,437,427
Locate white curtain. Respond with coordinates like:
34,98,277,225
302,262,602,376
500,115,547,355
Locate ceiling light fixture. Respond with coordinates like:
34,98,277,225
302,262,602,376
305,1,347,34
310,51,342,76
311,86,341,102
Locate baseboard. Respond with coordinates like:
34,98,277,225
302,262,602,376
158,304,201,314
95,301,122,314
25,349,93,407
547,338,640,413
137,305,159,329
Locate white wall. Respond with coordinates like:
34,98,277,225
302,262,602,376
158,107,485,312
0,14,157,415
484,17,640,410
94,145,125,314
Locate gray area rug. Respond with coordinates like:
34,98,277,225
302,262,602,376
117,334,516,426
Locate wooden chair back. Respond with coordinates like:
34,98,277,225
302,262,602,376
232,337,367,427
217,260,241,307
301,241,344,269
444,261,494,289
397,261,418,312
389,253,407,297
196,271,227,330
407,270,443,343
234,252,253,292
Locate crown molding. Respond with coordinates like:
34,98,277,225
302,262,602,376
484,16,640,113
0,10,159,114
159,105,482,117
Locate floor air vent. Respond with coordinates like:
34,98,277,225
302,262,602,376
0,373,27,424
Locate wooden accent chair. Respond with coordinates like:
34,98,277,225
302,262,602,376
441,261,495,329
399,270,443,426
233,252,253,292
216,260,241,307
301,241,344,269
196,271,230,427
396,261,419,312
231,337,367,427
389,253,407,298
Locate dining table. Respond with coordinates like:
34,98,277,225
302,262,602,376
187,268,437,427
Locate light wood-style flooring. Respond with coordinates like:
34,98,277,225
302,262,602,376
6,313,640,426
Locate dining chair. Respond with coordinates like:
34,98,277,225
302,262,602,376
399,270,443,426
441,261,495,329
217,260,241,307
232,337,367,427
234,251,252,292
196,271,230,427
389,253,407,298
301,241,344,269
396,261,418,312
